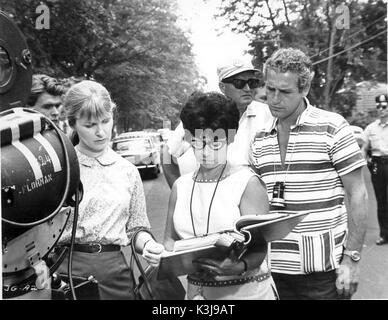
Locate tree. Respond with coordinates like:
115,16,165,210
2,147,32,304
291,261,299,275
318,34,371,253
215,0,387,116
0,0,201,131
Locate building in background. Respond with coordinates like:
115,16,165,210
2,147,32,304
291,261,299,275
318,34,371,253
336,81,388,128
354,81,388,115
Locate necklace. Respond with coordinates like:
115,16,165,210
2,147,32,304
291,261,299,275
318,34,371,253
189,163,227,237
193,165,228,182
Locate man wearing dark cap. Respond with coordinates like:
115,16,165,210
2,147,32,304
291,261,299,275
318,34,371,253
27,74,65,127
162,57,271,187
362,94,388,245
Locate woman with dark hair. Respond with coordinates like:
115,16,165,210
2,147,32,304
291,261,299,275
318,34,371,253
162,91,277,300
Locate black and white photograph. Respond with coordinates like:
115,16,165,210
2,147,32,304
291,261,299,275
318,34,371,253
0,0,387,305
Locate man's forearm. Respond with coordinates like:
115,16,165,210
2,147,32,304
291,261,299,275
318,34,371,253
346,187,368,251
160,144,180,188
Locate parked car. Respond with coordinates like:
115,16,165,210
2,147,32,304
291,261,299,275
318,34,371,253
145,132,163,153
112,134,160,178
116,131,163,151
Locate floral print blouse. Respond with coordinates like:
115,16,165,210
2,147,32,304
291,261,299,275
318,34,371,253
59,147,150,246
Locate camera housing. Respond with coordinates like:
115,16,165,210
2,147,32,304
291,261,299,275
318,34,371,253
1,11,83,299
0,10,32,110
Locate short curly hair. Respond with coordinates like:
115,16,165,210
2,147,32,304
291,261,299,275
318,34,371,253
264,48,314,92
27,74,66,107
180,91,239,141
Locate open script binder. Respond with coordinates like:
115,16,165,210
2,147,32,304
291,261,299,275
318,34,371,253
157,211,309,279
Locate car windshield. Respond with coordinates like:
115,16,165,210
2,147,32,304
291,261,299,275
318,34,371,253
115,139,152,152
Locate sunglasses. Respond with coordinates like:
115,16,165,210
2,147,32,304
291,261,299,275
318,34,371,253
222,78,261,90
190,138,227,150
377,104,387,110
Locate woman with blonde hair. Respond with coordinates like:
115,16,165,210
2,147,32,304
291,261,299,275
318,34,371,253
57,80,164,299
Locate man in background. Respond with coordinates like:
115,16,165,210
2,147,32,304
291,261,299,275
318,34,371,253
27,74,65,127
362,94,388,245
162,57,271,187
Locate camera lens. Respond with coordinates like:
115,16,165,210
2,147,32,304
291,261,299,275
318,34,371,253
0,45,12,87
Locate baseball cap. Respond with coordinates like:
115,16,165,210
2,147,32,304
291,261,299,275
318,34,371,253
217,57,260,82
376,94,388,106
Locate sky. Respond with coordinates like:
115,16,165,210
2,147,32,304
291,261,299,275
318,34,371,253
176,0,252,91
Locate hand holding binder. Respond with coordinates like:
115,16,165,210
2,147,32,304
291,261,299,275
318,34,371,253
192,243,248,277
158,211,309,279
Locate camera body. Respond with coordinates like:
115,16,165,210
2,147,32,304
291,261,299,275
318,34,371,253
1,11,84,299
0,11,32,109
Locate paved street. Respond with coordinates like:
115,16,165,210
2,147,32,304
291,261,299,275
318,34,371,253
352,168,388,299
135,167,388,300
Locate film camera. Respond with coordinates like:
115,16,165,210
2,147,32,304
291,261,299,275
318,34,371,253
0,11,98,299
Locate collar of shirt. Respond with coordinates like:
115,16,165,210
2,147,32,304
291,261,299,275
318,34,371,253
377,119,388,128
245,101,257,118
241,100,266,121
76,147,117,167
265,97,313,133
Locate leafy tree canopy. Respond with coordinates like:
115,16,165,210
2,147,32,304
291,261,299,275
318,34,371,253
1,0,202,131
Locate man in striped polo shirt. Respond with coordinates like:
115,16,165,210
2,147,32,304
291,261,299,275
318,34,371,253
250,48,368,299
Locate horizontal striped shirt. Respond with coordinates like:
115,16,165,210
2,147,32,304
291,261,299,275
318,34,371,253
250,100,366,274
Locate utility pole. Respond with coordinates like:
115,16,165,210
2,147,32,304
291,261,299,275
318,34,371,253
323,3,338,111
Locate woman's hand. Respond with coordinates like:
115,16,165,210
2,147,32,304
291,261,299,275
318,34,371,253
142,239,165,268
163,238,175,252
193,256,246,277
